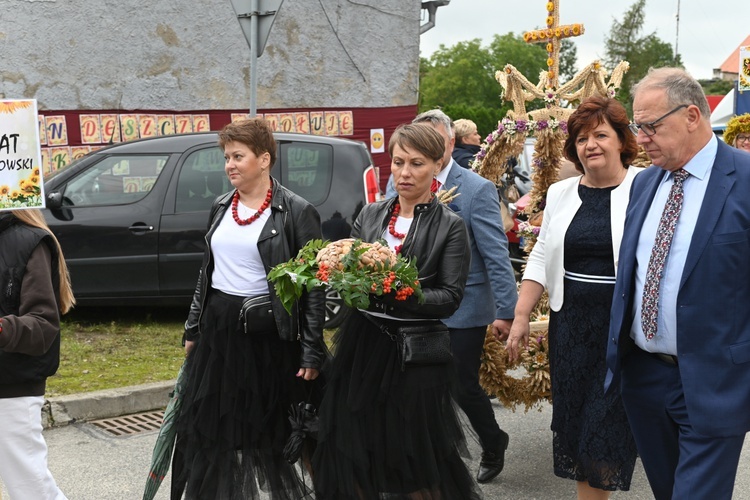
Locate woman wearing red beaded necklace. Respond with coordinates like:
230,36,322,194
313,124,480,499
173,118,327,499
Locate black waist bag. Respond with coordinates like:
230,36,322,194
239,295,277,334
397,323,452,370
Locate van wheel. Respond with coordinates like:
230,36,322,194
324,288,349,329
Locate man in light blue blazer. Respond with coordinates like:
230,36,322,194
605,68,750,500
387,110,518,483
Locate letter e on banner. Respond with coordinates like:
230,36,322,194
100,114,122,143
192,115,210,132
338,111,354,135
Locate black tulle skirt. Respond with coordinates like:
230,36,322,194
172,290,320,500
312,311,482,499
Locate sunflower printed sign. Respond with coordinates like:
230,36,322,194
0,100,44,210
740,46,750,92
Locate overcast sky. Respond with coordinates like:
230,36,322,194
419,0,745,81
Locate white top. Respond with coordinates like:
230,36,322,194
522,165,642,312
210,201,271,296
382,215,413,250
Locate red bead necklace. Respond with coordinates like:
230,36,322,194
388,202,407,254
231,180,273,226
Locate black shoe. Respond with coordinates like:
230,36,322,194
476,430,509,484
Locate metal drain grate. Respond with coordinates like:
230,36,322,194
90,410,164,437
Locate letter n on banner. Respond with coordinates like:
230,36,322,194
45,116,68,146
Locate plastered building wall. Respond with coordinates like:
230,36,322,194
0,0,420,111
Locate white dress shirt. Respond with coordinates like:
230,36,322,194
631,135,717,355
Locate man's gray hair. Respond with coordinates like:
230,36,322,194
413,109,454,139
632,67,711,119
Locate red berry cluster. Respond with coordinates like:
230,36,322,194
316,263,330,282
382,271,397,294
395,285,415,301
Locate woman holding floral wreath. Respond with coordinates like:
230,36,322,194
507,96,640,499
172,118,327,499
312,123,480,499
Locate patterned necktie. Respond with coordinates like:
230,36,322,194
641,168,690,341
431,178,442,193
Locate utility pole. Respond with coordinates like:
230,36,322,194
675,0,681,58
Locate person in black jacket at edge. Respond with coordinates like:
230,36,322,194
0,208,75,500
452,118,483,169
172,118,327,500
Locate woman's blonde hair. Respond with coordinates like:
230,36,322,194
723,113,750,147
11,209,75,314
453,119,477,140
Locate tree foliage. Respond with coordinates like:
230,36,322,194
604,0,681,110
419,33,577,136
700,79,733,96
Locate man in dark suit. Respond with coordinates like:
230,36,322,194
386,110,518,483
605,67,750,499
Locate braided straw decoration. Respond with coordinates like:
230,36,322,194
475,127,525,184
479,322,552,412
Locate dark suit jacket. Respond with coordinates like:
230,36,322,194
605,140,750,437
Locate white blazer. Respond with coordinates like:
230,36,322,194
523,165,642,312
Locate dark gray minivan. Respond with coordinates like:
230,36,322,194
42,132,380,327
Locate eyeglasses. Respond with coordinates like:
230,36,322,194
736,135,750,144
629,105,688,137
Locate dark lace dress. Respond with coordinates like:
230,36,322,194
548,184,637,491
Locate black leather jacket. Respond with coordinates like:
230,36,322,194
353,197,470,319
184,182,327,369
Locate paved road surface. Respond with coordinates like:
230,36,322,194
3,400,748,499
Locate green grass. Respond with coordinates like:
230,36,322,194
46,306,337,397
46,307,186,397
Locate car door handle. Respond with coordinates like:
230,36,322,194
128,223,155,234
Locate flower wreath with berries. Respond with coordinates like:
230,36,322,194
268,238,423,315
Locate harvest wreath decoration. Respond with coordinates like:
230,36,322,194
268,238,424,315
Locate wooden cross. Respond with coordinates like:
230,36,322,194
522,0,585,89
